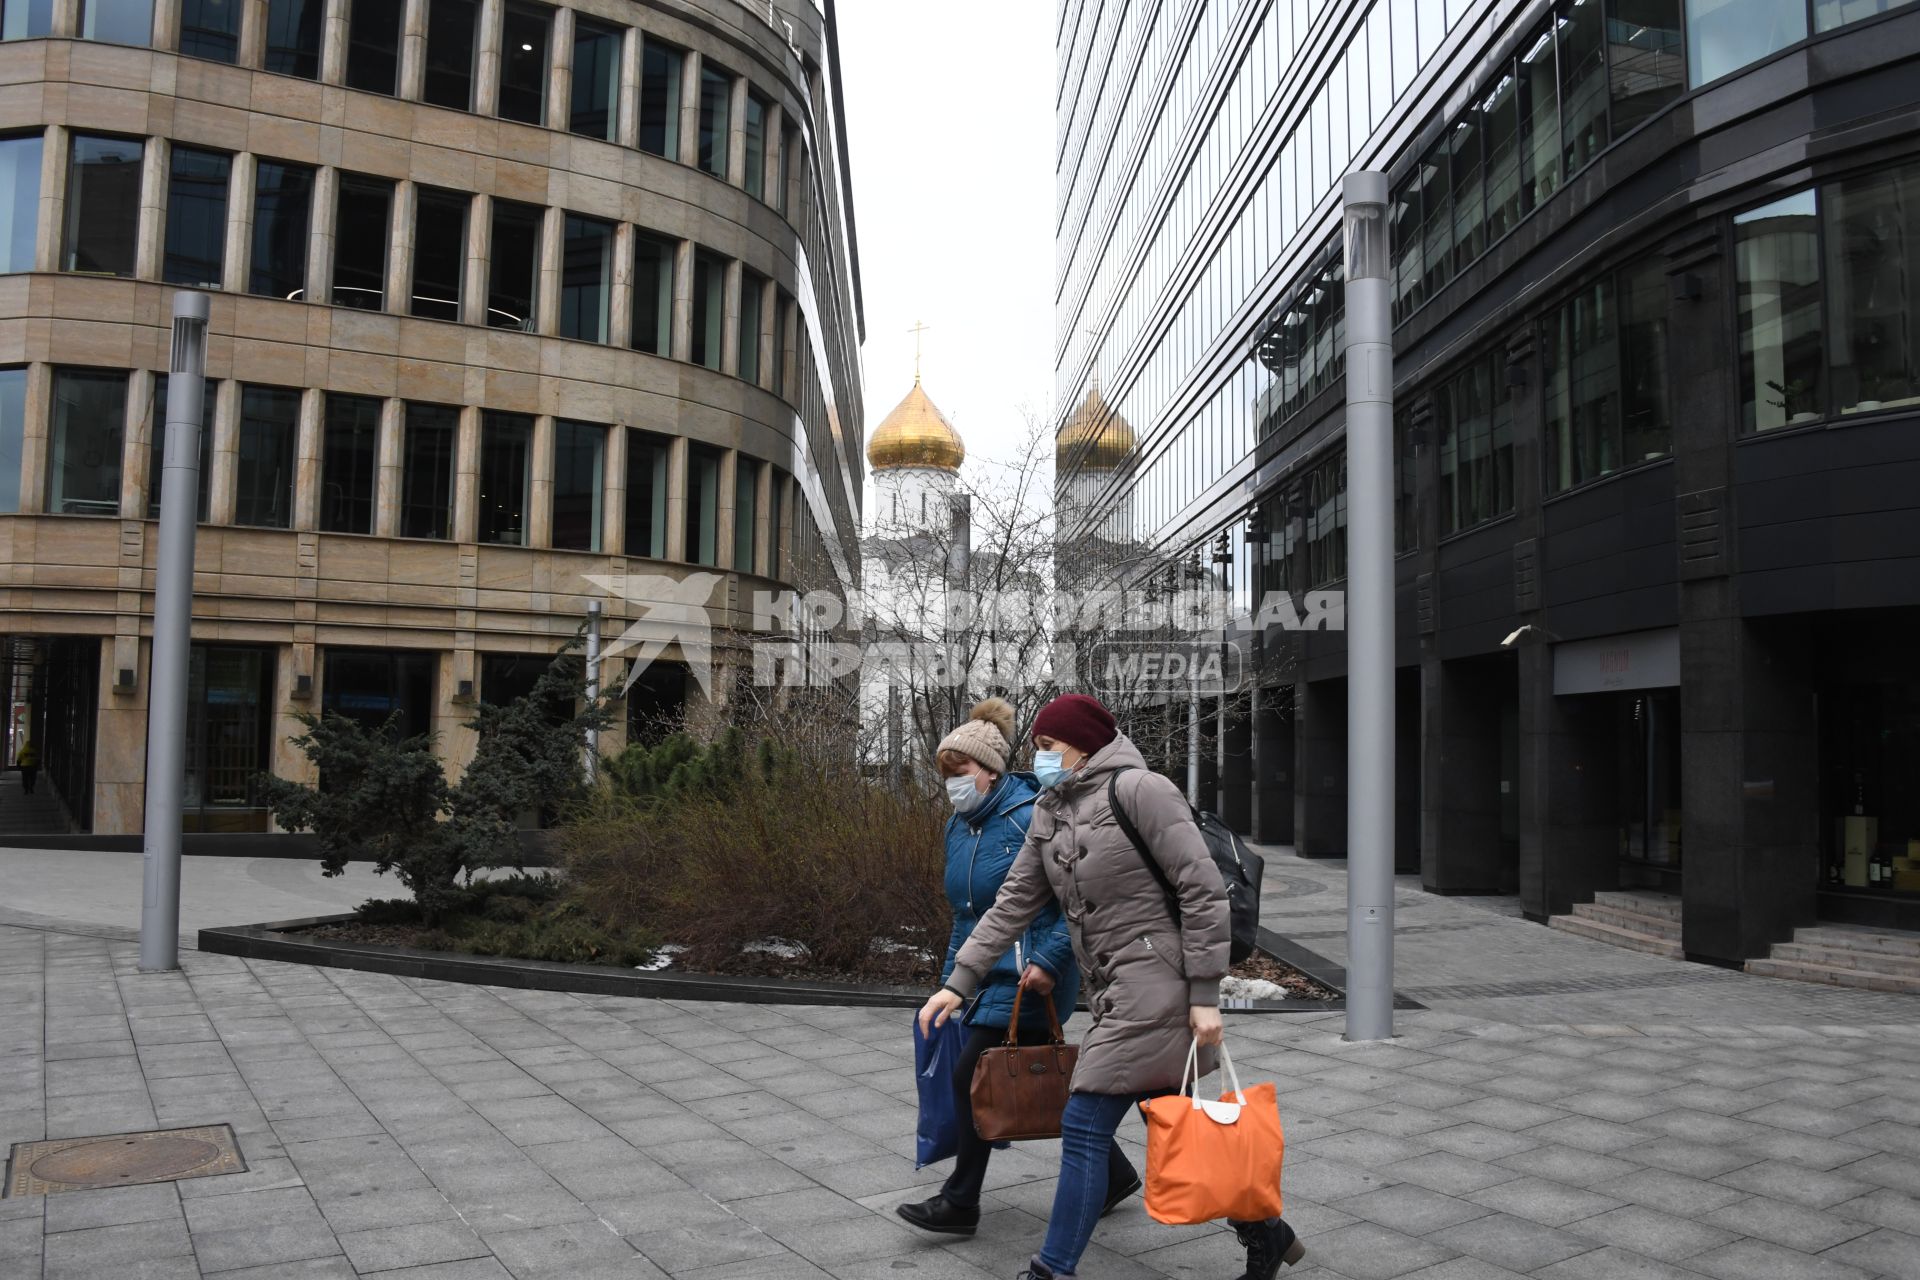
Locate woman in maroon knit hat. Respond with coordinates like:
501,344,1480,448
918,693,1303,1280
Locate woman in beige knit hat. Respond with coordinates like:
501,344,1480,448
898,699,1138,1237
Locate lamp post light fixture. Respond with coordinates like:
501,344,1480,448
1342,172,1396,1042
139,292,211,973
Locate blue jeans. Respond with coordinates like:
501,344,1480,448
1036,1091,1155,1275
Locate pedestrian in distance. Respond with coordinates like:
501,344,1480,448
918,692,1303,1280
899,697,1143,1235
15,739,37,795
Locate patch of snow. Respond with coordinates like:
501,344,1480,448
870,937,937,963
634,944,687,972
1220,976,1291,1002
742,937,811,961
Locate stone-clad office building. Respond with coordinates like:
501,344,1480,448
1055,0,1920,960
0,0,865,836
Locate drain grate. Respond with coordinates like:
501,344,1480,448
5,1124,246,1197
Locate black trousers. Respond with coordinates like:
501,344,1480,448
18,766,35,794
943,1022,1138,1210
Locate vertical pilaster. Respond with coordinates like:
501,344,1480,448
726,73,747,187
207,378,241,525
763,103,784,206
756,275,776,391
602,421,626,555
678,49,701,168
320,0,349,83
35,125,66,274
546,4,574,132
535,205,562,337
135,137,169,281
753,453,771,575
664,434,687,561
120,368,154,519
1293,675,1347,856
375,397,403,538
463,192,492,326
16,364,51,514
224,152,256,293
152,0,182,51
474,0,504,117
716,448,737,570
720,257,742,377
239,0,267,67
293,387,323,530
608,222,635,349
50,0,78,38
453,404,480,542
387,179,416,315
399,0,429,100
307,165,339,306
615,25,641,149
529,414,553,547
670,238,693,362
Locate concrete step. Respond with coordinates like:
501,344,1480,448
1570,901,1683,941
1593,890,1683,921
1792,926,1920,960
1745,956,1920,995
1768,942,1920,979
1548,913,1685,960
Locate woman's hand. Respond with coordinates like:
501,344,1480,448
918,988,964,1036
1018,964,1056,995
1190,1004,1224,1047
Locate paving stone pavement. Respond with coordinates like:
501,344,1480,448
1,848,1918,1279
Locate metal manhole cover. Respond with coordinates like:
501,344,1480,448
5,1125,246,1197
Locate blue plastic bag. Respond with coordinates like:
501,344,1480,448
914,1015,966,1169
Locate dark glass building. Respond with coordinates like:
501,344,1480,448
1055,0,1920,959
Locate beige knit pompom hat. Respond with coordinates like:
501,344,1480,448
936,697,1016,775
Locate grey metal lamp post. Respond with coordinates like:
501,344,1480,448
1342,172,1396,1041
139,292,210,973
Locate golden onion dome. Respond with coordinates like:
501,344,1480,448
1057,384,1134,471
867,379,965,471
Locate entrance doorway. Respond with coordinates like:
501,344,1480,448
1617,689,1682,886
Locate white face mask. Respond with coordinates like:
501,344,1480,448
946,774,986,814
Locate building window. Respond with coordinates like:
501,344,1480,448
1305,450,1346,588
1522,24,1562,211
1816,0,1917,29
0,367,22,514
322,648,435,740
638,38,682,160
570,17,620,140
0,134,43,274
250,160,314,300
178,0,238,60
631,232,675,356
624,428,668,558
146,374,214,521
332,175,392,310
1559,0,1611,175
163,148,229,287
80,0,150,45
1737,190,1823,431
685,443,720,565
1436,353,1515,534
1449,116,1483,275
551,419,603,551
345,0,401,94
1608,0,1685,132
559,214,614,343
236,385,298,528
1544,263,1671,493
477,411,531,544
690,251,725,370
487,199,540,330
423,0,479,111
780,125,798,214
1256,245,1344,437
1825,163,1920,416
48,368,127,516
1394,407,1417,554
400,402,456,539
743,93,768,200
410,187,467,321
769,468,786,578
1686,0,1807,85
697,63,731,178
64,134,143,278
738,270,764,385
771,292,791,398
1481,67,1522,245
264,0,320,76
2,1,54,37
184,645,275,830
734,455,759,572
320,393,379,534
498,1,550,126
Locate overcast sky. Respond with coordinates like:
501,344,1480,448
834,1,1057,509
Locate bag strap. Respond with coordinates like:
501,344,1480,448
1106,768,1181,926
1002,981,1068,1048
1181,1038,1248,1110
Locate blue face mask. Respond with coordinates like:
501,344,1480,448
946,774,986,814
1033,750,1074,789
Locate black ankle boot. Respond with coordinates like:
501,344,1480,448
1017,1260,1068,1279
895,1194,980,1236
1233,1217,1306,1278
1100,1171,1143,1217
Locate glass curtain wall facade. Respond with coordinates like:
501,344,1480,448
1056,0,1920,950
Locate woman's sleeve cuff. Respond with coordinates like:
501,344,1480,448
1188,978,1220,1007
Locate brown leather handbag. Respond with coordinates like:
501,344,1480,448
969,985,1079,1142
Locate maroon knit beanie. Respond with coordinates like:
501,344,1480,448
1030,693,1118,756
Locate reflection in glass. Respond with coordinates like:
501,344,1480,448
2,0,54,37
1438,354,1514,532
1545,279,1621,491
685,444,720,565
560,215,614,343
179,0,238,60
0,367,25,513
323,648,435,740
410,187,467,321
697,64,730,177
81,0,150,44
639,39,682,159
1686,0,1806,85
236,385,298,528
624,429,669,558
1737,190,1823,431
164,148,229,287
49,368,126,515
320,393,379,534
423,0,479,110
552,420,604,551
570,17,620,139
744,94,767,200
250,161,314,299
487,199,541,330
183,645,274,827
498,1,549,125
1450,116,1484,274
264,0,320,76
691,251,724,370
1418,142,1452,301
346,0,401,94
0,134,42,274
1560,0,1611,175
1305,449,1346,588
400,402,456,539
1621,260,1673,465
64,135,143,278
632,233,675,356
1826,163,1920,415
1606,0,1684,132
478,411,532,544
1815,0,1917,28
333,175,392,310
738,271,764,385
1522,23,1562,208
734,456,758,572
146,374,214,520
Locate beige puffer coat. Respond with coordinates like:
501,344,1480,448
946,733,1229,1096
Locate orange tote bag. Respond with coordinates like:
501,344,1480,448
1138,1039,1285,1225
